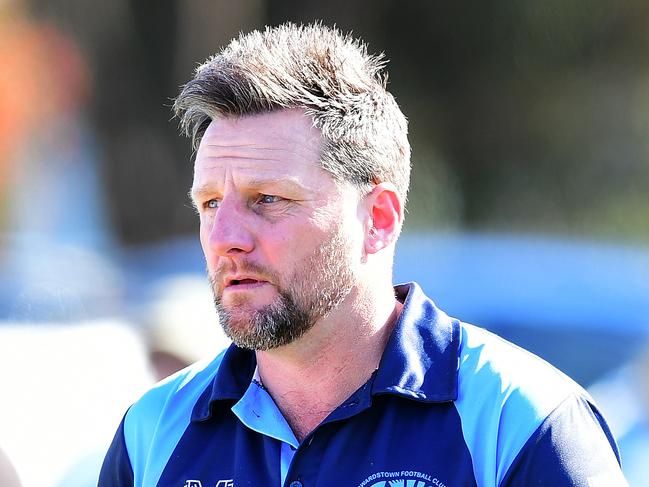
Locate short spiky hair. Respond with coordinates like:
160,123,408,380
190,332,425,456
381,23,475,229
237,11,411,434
174,22,411,200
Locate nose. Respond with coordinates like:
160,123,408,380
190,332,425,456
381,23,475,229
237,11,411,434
204,197,255,257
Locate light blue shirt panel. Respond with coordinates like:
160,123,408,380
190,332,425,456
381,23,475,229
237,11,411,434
454,323,582,487
232,373,299,484
124,352,227,487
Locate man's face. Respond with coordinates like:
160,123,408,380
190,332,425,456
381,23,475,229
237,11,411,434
191,109,363,350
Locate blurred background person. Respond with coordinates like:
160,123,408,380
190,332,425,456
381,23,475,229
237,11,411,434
52,274,230,487
0,0,116,320
142,275,231,381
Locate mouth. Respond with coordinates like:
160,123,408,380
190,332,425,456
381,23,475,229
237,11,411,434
224,276,268,289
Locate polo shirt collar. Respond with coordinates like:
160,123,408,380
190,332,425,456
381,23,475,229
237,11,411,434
192,344,257,421
192,281,459,421
371,282,459,402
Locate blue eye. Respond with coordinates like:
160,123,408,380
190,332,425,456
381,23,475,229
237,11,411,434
259,194,281,204
205,199,220,209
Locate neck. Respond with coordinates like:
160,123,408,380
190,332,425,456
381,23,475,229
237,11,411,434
255,284,401,442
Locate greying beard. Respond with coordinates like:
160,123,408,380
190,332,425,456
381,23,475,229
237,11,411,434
208,227,356,351
212,283,314,351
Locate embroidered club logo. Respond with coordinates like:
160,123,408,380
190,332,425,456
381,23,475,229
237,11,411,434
358,471,447,487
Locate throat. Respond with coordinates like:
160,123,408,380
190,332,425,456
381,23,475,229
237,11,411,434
276,380,372,443
258,363,377,443
283,403,336,443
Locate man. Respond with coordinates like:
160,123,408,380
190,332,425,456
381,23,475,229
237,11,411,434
100,23,628,486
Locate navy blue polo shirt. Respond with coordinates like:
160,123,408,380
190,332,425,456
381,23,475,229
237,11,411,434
99,282,627,486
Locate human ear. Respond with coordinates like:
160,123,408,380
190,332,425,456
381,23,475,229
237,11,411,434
363,182,403,254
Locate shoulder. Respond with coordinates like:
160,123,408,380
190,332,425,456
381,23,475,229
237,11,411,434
457,322,583,407
454,323,598,486
127,349,226,422
123,349,228,486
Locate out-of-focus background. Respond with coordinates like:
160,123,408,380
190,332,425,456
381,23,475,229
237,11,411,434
0,1,648,486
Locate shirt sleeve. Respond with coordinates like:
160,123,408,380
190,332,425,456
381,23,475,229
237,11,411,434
500,394,629,486
98,415,134,487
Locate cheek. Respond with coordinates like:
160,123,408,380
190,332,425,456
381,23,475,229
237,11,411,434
257,224,317,268
256,230,293,266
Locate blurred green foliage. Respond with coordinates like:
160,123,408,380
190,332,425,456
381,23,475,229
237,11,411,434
28,0,649,243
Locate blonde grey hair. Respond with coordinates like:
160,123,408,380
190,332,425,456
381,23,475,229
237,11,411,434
174,22,411,201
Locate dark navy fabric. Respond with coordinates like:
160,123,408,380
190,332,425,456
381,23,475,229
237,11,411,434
500,395,626,487
99,282,627,487
100,416,134,484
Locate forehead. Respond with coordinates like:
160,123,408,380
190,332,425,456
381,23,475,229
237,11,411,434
193,109,328,188
201,108,322,148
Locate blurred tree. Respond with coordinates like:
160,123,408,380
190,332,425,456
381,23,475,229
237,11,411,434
23,0,649,243
270,0,649,241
